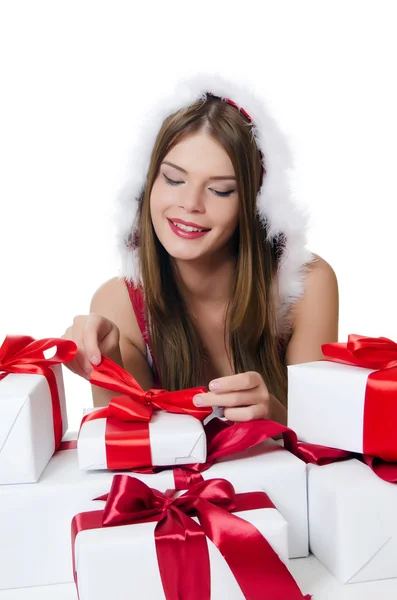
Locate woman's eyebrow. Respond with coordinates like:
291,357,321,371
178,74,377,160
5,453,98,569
162,160,236,181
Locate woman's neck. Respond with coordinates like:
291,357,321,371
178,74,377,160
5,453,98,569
173,253,236,307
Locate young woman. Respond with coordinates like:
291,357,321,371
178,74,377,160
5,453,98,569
63,75,338,425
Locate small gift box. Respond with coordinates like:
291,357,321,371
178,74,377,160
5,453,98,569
72,475,310,600
0,438,308,589
308,458,397,583
0,335,75,484
78,408,207,469
287,335,397,460
77,356,211,470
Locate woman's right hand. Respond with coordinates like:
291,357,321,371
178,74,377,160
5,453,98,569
61,313,121,379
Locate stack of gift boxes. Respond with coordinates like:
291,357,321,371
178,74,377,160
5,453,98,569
1,332,396,598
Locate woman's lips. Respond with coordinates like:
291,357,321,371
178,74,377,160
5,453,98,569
167,218,210,239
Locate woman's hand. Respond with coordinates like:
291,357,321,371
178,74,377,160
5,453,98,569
61,314,121,379
192,371,279,422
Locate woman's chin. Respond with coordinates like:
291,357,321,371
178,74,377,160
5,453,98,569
165,248,208,262
158,236,210,262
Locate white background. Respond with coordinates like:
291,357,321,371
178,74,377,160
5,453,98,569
1,0,396,429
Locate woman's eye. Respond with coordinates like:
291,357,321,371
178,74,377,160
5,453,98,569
211,189,235,197
163,173,183,186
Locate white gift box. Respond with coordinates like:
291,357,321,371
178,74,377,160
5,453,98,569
0,438,307,590
74,493,289,600
0,365,68,484
308,458,397,583
287,360,375,454
78,409,207,469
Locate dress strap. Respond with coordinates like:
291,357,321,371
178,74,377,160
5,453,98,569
125,281,149,345
124,279,160,387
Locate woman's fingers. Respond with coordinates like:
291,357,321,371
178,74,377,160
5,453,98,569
81,319,103,366
223,403,269,421
62,321,97,379
193,370,270,421
208,371,263,393
74,350,93,380
193,390,255,407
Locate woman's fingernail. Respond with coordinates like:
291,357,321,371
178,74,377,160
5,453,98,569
209,380,220,391
193,395,204,406
90,355,100,365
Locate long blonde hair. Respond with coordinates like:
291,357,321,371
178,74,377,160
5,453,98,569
137,95,288,406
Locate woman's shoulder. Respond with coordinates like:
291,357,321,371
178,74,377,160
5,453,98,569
90,276,134,308
304,253,336,278
89,277,146,353
299,253,338,307
288,252,338,331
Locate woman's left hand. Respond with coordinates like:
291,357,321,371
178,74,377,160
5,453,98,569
193,371,272,422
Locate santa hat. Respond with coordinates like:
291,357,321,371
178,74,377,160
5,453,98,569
115,74,313,335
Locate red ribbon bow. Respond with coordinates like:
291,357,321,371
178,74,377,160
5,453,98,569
322,334,397,369
322,334,397,461
81,357,212,469
0,335,77,449
72,475,310,600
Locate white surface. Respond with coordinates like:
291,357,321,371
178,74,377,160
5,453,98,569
2,555,397,600
0,439,307,590
308,459,397,583
78,409,207,469
0,365,67,484
75,506,288,599
287,361,375,453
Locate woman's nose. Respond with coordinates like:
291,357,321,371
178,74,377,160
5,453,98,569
179,186,205,213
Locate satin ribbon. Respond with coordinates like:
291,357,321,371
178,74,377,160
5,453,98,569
173,417,397,488
0,335,76,449
76,334,397,479
72,475,311,600
173,418,304,488
321,334,397,461
82,356,212,469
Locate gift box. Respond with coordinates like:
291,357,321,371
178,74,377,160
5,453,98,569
79,355,212,470
0,335,76,484
0,438,308,590
287,335,397,461
73,477,294,600
0,365,68,484
78,408,207,470
308,458,397,583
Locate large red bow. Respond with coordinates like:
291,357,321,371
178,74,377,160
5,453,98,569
0,335,77,449
322,334,397,461
72,475,310,600
322,334,397,369
81,357,212,469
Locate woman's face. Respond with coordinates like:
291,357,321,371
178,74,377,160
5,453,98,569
150,130,239,264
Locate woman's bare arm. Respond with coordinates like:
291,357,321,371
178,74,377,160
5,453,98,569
89,277,154,407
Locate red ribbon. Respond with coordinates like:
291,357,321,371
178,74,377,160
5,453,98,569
74,334,397,482
172,418,302,488
0,335,77,449
173,334,397,483
173,417,397,488
72,475,311,600
321,334,397,461
82,357,212,469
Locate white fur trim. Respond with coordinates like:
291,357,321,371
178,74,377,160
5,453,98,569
114,73,313,336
